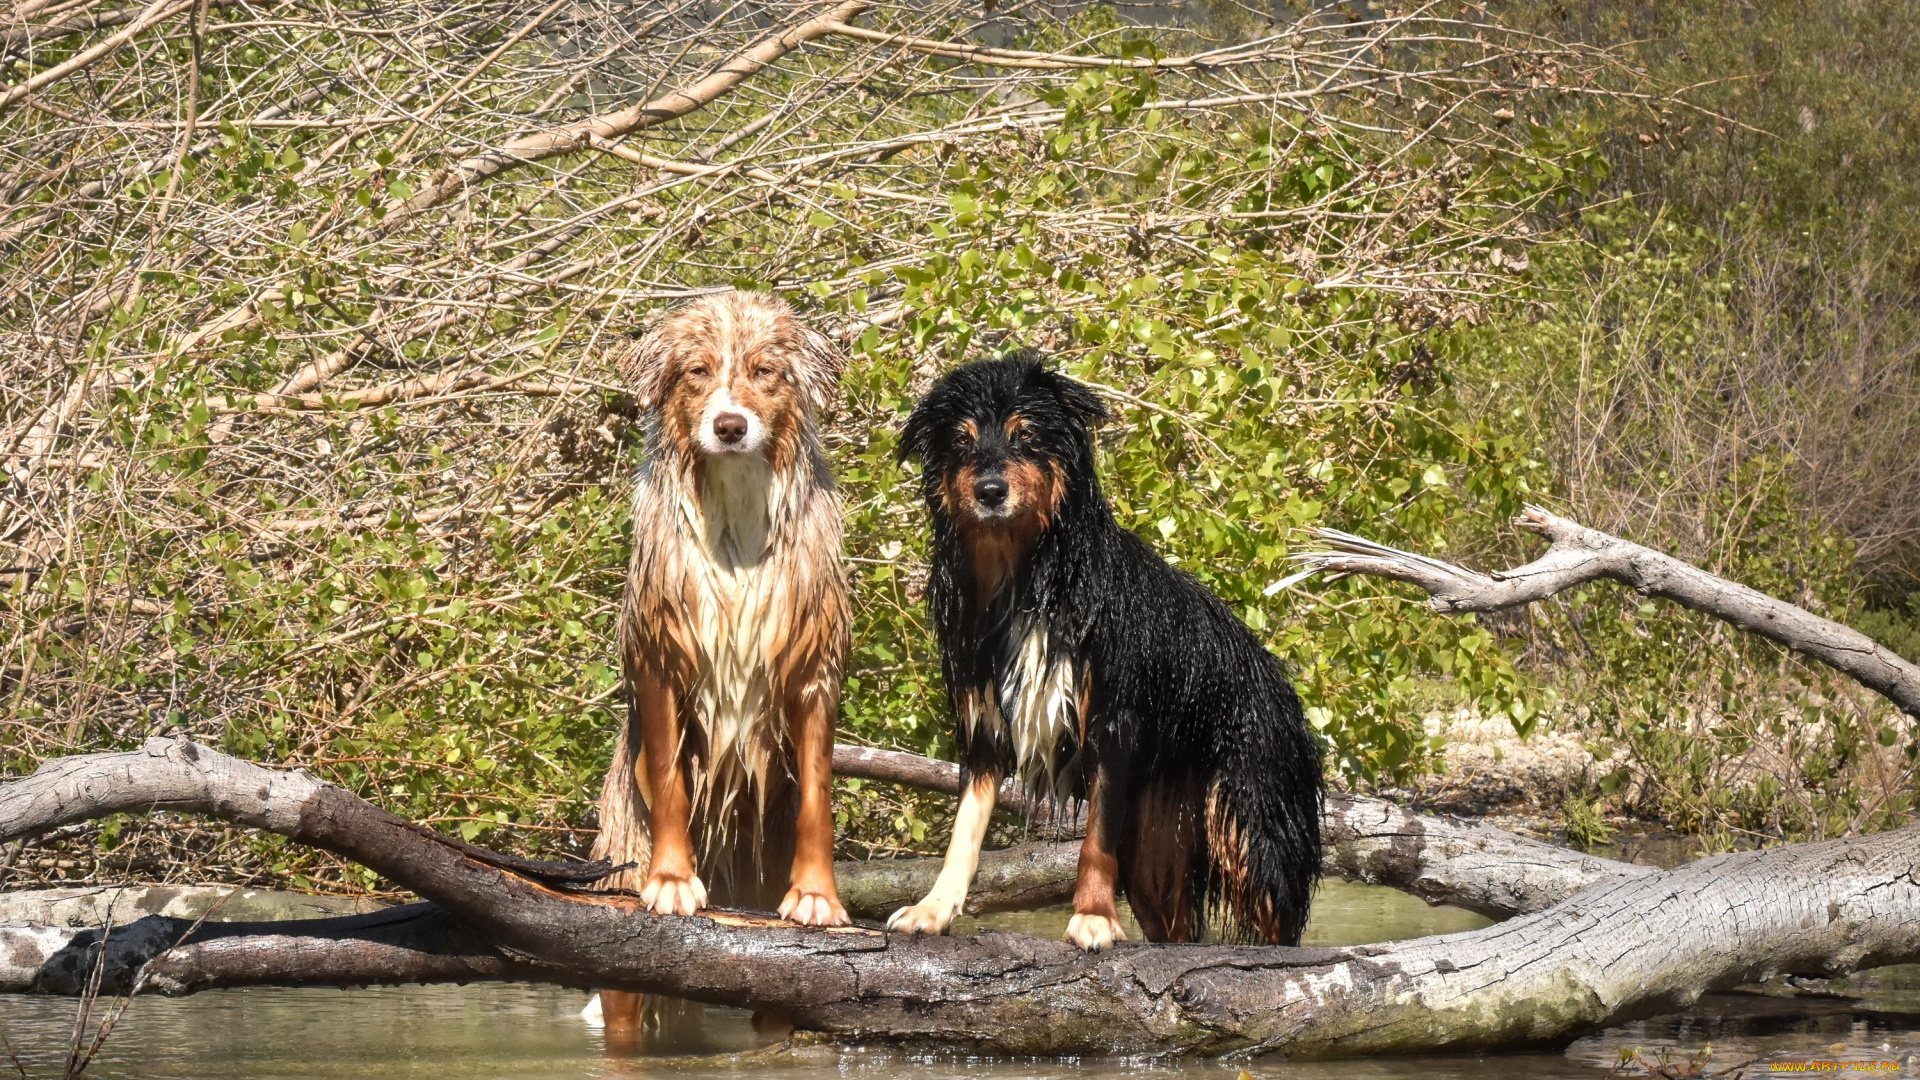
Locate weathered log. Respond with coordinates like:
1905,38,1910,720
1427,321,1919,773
836,839,1076,919
834,744,1050,819
0,904,571,996
0,735,1628,941
1316,788,1650,918
0,742,1643,932
3,737,1917,1057
0,884,386,927
0,862,1069,996
1299,504,1920,717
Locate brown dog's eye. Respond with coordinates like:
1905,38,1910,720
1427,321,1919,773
687,365,710,378
755,365,777,379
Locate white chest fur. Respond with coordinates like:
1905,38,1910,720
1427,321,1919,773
669,454,788,820
981,618,1078,784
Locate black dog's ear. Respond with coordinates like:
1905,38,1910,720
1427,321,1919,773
1039,368,1110,428
898,393,939,464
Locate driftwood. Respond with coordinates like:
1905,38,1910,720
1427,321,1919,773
1,737,1916,1057
0,747,1642,999
1300,504,1920,717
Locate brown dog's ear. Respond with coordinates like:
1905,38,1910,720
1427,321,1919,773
793,325,848,413
618,326,674,411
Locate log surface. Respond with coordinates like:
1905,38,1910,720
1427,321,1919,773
836,742,1650,919
1,737,1915,1057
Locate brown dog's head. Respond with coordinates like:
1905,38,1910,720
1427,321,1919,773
622,292,844,464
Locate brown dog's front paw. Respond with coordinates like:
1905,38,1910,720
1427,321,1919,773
778,886,849,927
639,869,708,916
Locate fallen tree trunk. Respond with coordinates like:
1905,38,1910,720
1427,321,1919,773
0,742,1637,994
3,738,1915,1057
1300,504,1920,717
0,903,573,996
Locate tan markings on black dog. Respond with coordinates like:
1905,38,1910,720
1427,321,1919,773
1123,778,1204,943
1204,785,1286,944
946,449,1063,606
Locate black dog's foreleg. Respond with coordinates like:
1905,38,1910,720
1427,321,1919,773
886,765,1002,935
1066,756,1129,952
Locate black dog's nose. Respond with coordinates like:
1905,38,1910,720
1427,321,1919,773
973,476,1009,508
713,412,749,444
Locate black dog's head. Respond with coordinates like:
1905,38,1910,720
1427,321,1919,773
899,353,1108,537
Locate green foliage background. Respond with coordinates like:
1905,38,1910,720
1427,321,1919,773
1457,0,1920,844
4,0,1917,890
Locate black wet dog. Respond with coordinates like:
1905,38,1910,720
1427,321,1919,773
887,354,1324,950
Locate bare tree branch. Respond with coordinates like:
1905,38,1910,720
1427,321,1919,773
0,0,189,112
1297,504,1920,717
388,0,872,224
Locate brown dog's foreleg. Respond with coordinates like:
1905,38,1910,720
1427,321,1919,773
1065,767,1127,952
778,677,849,926
635,666,706,916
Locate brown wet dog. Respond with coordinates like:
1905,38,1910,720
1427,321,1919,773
590,292,850,1035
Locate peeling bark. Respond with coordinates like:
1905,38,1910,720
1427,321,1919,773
2,737,1916,1057
1301,504,1920,717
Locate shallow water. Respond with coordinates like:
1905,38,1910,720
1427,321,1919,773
0,878,1914,1079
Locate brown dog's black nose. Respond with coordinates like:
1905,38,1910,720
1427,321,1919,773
713,412,749,444
972,476,1009,509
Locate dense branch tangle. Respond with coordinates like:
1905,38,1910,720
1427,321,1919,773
0,0,1633,883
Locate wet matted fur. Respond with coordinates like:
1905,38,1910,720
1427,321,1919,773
889,354,1324,950
590,291,850,930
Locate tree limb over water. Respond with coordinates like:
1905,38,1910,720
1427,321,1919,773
2,738,1914,1058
